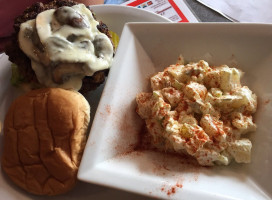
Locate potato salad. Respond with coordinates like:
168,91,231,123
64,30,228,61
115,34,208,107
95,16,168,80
136,57,257,166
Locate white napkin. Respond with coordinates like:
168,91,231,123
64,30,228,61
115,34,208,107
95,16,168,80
197,0,272,23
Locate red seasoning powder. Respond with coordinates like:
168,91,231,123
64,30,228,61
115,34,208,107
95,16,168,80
103,101,143,154
105,104,111,114
167,186,176,196
160,181,184,197
264,99,270,105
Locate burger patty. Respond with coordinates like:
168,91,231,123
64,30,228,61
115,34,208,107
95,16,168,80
5,0,112,93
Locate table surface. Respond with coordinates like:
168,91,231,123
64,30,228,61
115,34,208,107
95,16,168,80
185,0,230,22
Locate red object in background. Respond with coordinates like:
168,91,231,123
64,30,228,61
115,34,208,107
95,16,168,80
127,0,148,6
168,0,188,22
127,0,188,22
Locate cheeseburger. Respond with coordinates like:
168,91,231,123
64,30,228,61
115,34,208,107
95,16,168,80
5,0,114,92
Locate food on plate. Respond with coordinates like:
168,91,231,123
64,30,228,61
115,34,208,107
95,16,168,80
1,88,90,195
136,57,257,166
5,0,114,93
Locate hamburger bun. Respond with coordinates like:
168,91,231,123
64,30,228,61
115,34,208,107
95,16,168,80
1,88,90,195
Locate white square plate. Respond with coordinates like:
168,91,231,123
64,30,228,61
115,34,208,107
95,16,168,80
78,23,272,200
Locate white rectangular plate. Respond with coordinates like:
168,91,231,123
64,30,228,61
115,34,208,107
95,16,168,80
78,23,272,200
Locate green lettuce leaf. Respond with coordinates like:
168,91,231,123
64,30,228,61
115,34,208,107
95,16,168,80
10,63,24,87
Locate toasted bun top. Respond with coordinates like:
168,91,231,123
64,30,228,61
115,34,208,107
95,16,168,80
1,88,90,195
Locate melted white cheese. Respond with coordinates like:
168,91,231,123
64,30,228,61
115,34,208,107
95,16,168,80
18,19,39,61
18,4,113,91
